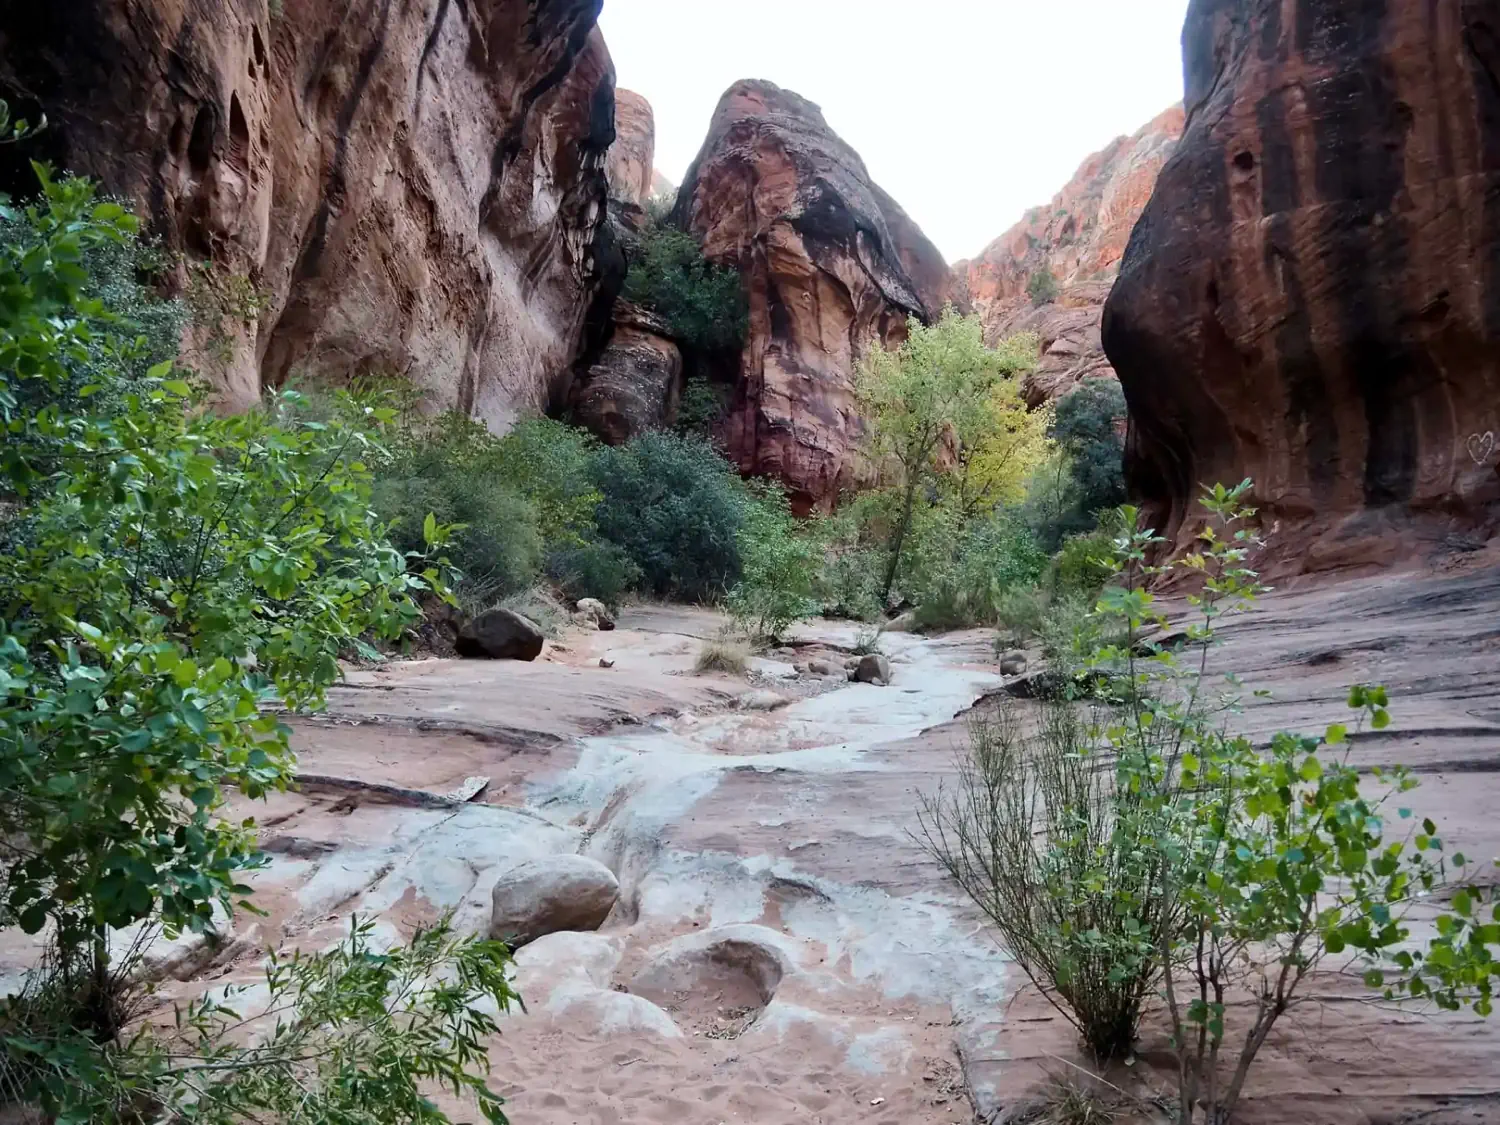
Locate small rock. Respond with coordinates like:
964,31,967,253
808,658,838,676
574,597,616,631
999,649,1027,676
886,610,918,632
870,1097,886,1106
599,657,616,669
739,689,785,711
793,662,810,674
852,653,892,686
843,655,862,670
456,608,545,661
489,855,620,948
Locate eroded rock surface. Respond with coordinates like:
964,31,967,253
606,88,655,207
957,107,1182,406
1103,0,1500,567
570,300,683,443
0,1,621,423
673,80,958,512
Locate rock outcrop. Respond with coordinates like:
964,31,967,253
958,107,1183,406
570,300,682,443
0,1,622,424
606,88,655,208
1103,0,1500,567
673,80,958,512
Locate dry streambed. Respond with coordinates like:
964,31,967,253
5,572,1499,1124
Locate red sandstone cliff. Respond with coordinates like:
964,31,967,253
1103,0,1500,568
0,0,621,426
672,79,958,511
607,89,655,208
958,107,1183,406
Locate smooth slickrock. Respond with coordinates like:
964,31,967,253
1103,0,1500,568
673,80,958,512
0,1,622,423
957,107,1183,406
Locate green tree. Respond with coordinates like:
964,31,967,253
1027,267,1059,306
622,228,747,351
855,308,1026,603
0,168,523,1124
1050,379,1126,513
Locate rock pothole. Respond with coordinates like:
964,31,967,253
626,935,785,1038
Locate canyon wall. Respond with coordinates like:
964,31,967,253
606,88,655,208
1103,0,1500,567
958,107,1183,406
672,79,958,512
0,0,621,426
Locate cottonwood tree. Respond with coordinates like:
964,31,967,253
855,309,1036,602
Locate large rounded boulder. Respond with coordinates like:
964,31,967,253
489,855,620,948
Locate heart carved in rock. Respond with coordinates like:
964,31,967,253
1467,431,1495,466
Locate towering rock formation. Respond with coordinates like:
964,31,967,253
573,88,684,444
606,89,655,208
0,0,621,426
673,79,958,512
1104,0,1500,568
958,107,1183,406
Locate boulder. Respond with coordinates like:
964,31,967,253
998,650,1028,676
0,3,622,420
673,80,958,513
573,598,617,631
807,658,839,677
570,301,683,444
852,653,892,686
456,609,545,661
489,855,620,948
1102,0,1500,567
955,106,1183,405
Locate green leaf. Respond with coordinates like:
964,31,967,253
1371,708,1390,730
1325,723,1347,745
18,905,47,934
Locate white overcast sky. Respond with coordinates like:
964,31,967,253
597,0,1191,263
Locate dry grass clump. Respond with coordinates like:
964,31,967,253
694,636,749,675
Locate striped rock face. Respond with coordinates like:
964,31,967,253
672,80,958,514
0,1,623,426
1104,0,1500,570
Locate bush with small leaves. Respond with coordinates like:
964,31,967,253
622,227,747,352
0,167,451,1076
590,431,750,602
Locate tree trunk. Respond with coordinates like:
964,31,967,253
881,474,920,604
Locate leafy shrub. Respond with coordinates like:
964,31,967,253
590,431,749,601
922,481,1500,1108
369,413,601,611
994,586,1047,644
9,917,520,1124
1027,267,1059,306
1049,527,1117,602
917,701,1167,1060
728,486,822,641
908,512,1048,631
622,227,747,351
817,546,885,622
0,169,520,1119
675,375,731,438
548,540,641,609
